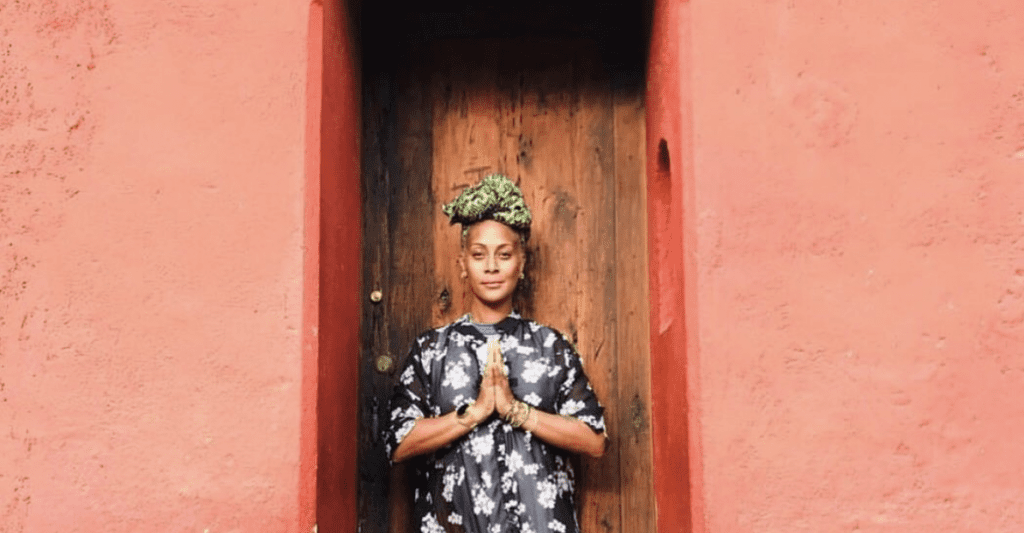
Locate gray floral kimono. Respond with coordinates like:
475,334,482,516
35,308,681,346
386,313,606,533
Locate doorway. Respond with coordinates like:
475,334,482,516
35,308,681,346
355,2,653,532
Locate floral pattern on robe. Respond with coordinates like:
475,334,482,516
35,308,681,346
386,313,606,533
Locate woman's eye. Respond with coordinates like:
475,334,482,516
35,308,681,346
472,253,484,260
500,254,511,260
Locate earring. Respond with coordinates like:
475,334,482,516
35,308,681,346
461,271,468,279
519,272,525,280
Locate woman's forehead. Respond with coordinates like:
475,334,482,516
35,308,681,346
466,220,520,247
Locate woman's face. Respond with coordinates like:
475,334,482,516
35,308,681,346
461,220,524,310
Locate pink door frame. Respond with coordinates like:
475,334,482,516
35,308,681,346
646,1,702,531
307,1,700,531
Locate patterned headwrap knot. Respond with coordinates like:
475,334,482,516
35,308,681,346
442,174,532,237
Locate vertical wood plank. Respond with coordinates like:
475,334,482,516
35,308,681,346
614,86,656,533
385,46,438,533
388,47,437,392
567,44,624,533
359,65,392,533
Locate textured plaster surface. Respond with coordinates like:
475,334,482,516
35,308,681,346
690,1,1024,531
646,1,697,531
0,1,310,531
6,0,1024,530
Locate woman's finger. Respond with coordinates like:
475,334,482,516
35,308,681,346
488,339,499,367
492,360,505,384
482,362,494,386
493,343,506,375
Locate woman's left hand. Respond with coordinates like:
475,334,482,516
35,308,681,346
490,340,516,417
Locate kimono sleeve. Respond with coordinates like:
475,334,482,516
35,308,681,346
553,334,607,435
385,334,434,461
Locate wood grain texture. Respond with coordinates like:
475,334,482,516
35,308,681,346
358,61,392,533
388,47,438,533
565,43,623,533
614,86,656,533
497,40,580,339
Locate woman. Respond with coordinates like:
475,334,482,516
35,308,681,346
386,174,608,533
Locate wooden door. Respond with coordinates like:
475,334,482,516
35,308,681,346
358,37,653,533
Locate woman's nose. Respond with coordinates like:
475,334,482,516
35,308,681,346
485,254,497,272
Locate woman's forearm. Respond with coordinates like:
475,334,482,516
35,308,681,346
522,409,607,458
392,407,487,463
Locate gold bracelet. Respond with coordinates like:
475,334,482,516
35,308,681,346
511,401,531,429
509,406,522,428
520,403,533,429
504,401,520,424
521,405,536,432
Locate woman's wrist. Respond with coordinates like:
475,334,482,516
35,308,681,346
504,400,534,429
458,403,488,429
455,402,479,430
520,405,539,432
502,401,519,425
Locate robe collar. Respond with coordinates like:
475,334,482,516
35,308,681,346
457,311,523,335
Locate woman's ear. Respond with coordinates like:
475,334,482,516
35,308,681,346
458,254,468,279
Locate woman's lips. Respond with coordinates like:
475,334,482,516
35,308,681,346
482,281,503,289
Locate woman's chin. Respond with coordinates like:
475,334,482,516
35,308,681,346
471,292,514,308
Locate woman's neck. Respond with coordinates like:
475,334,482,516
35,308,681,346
469,301,512,325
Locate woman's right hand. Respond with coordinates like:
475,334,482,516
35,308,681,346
467,339,500,425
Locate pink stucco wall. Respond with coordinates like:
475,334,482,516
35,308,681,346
5,0,1024,531
1,1,313,531
688,1,1024,531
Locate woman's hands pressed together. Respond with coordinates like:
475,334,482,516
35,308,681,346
460,339,497,427
464,339,516,426
392,339,510,462
490,340,517,419
392,337,606,462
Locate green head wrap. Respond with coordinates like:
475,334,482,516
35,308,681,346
442,174,532,239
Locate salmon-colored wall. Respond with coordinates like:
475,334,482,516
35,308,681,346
0,1,314,531
7,0,1024,531
683,1,1024,531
